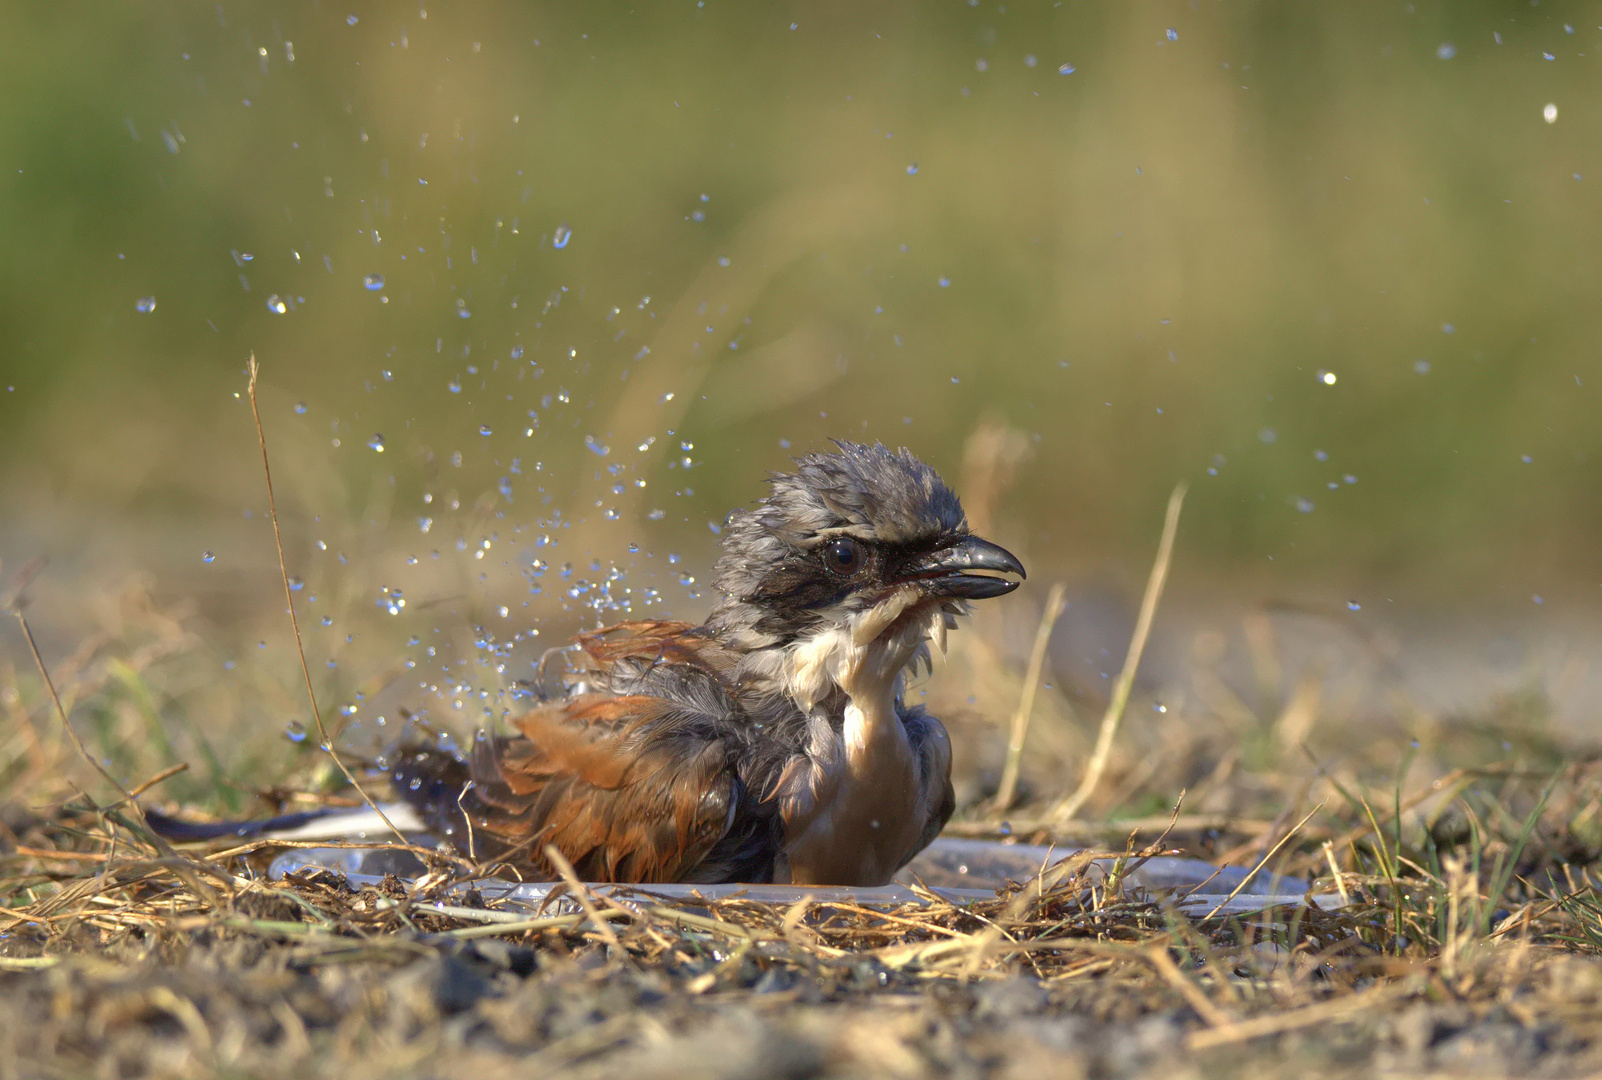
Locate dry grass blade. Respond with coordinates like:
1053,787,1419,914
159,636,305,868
4,590,230,909
104,762,190,811
1053,482,1187,823
990,581,1069,813
8,604,135,808
1145,941,1231,1027
1201,802,1324,920
543,843,627,954
437,914,590,939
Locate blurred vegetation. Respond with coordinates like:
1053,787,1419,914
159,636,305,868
2,3,1601,748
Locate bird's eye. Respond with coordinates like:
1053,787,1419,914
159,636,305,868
823,537,861,575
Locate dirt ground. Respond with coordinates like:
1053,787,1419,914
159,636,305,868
6,895,1602,1080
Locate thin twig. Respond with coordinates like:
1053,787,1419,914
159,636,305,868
102,763,191,812
991,581,1069,812
9,608,136,806
6,608,214,905
1052,482,1187,822
245,356,406,845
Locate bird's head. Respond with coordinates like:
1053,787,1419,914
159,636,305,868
707,442,1025,703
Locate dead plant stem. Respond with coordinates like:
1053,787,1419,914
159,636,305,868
1052,482,1186,822
245,356,406,846
991,581,1068,812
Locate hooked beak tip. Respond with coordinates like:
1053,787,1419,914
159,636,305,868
902,535,1027,600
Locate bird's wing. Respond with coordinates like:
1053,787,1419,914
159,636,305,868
570,619,743,693
392,626,781,883
574,620,720,672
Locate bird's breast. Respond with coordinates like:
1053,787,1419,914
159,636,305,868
772,593,955,885
776,677,940,886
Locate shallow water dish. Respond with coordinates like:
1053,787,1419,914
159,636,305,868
270,835,1340,919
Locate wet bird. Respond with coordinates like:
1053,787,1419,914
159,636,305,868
392,441,1025,886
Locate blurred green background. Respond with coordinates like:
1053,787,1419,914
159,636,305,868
2,2,1600,788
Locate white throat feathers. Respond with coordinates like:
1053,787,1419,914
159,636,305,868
773,587,961,885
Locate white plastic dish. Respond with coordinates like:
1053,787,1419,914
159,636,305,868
269,834,1339,919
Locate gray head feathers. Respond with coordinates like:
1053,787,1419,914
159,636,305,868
760,441,966,545
705,442,969,646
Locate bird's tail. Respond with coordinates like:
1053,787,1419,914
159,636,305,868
388,731,532,862
143,802,426,843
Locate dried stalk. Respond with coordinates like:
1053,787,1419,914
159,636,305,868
990,582,1069,813
1052,482,1186,823
245,355,406,845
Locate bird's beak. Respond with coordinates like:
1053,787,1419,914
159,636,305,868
900,535,1027,600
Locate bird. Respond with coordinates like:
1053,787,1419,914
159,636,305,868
390,441,1025,886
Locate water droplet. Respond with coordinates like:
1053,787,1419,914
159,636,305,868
293,402,308,414
1316,369,1337,385
585,435,610,456
1058,63,1076,75
284,720,308,743
1414,359,1431,374
906,162,919,175
479,424,492,436
1436,42,1456,60
1295,497,1315,513
511,344,524,360
1544,102,1559,123
367,434,385,452
1165,27,1178,41
135,296,156,313
1347,600,1362,611
448,377,462,393
287,576,305,591
266,295,288,314
201,551,215,563
553,223,572,249
937,275,951,287
363,273,385,290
